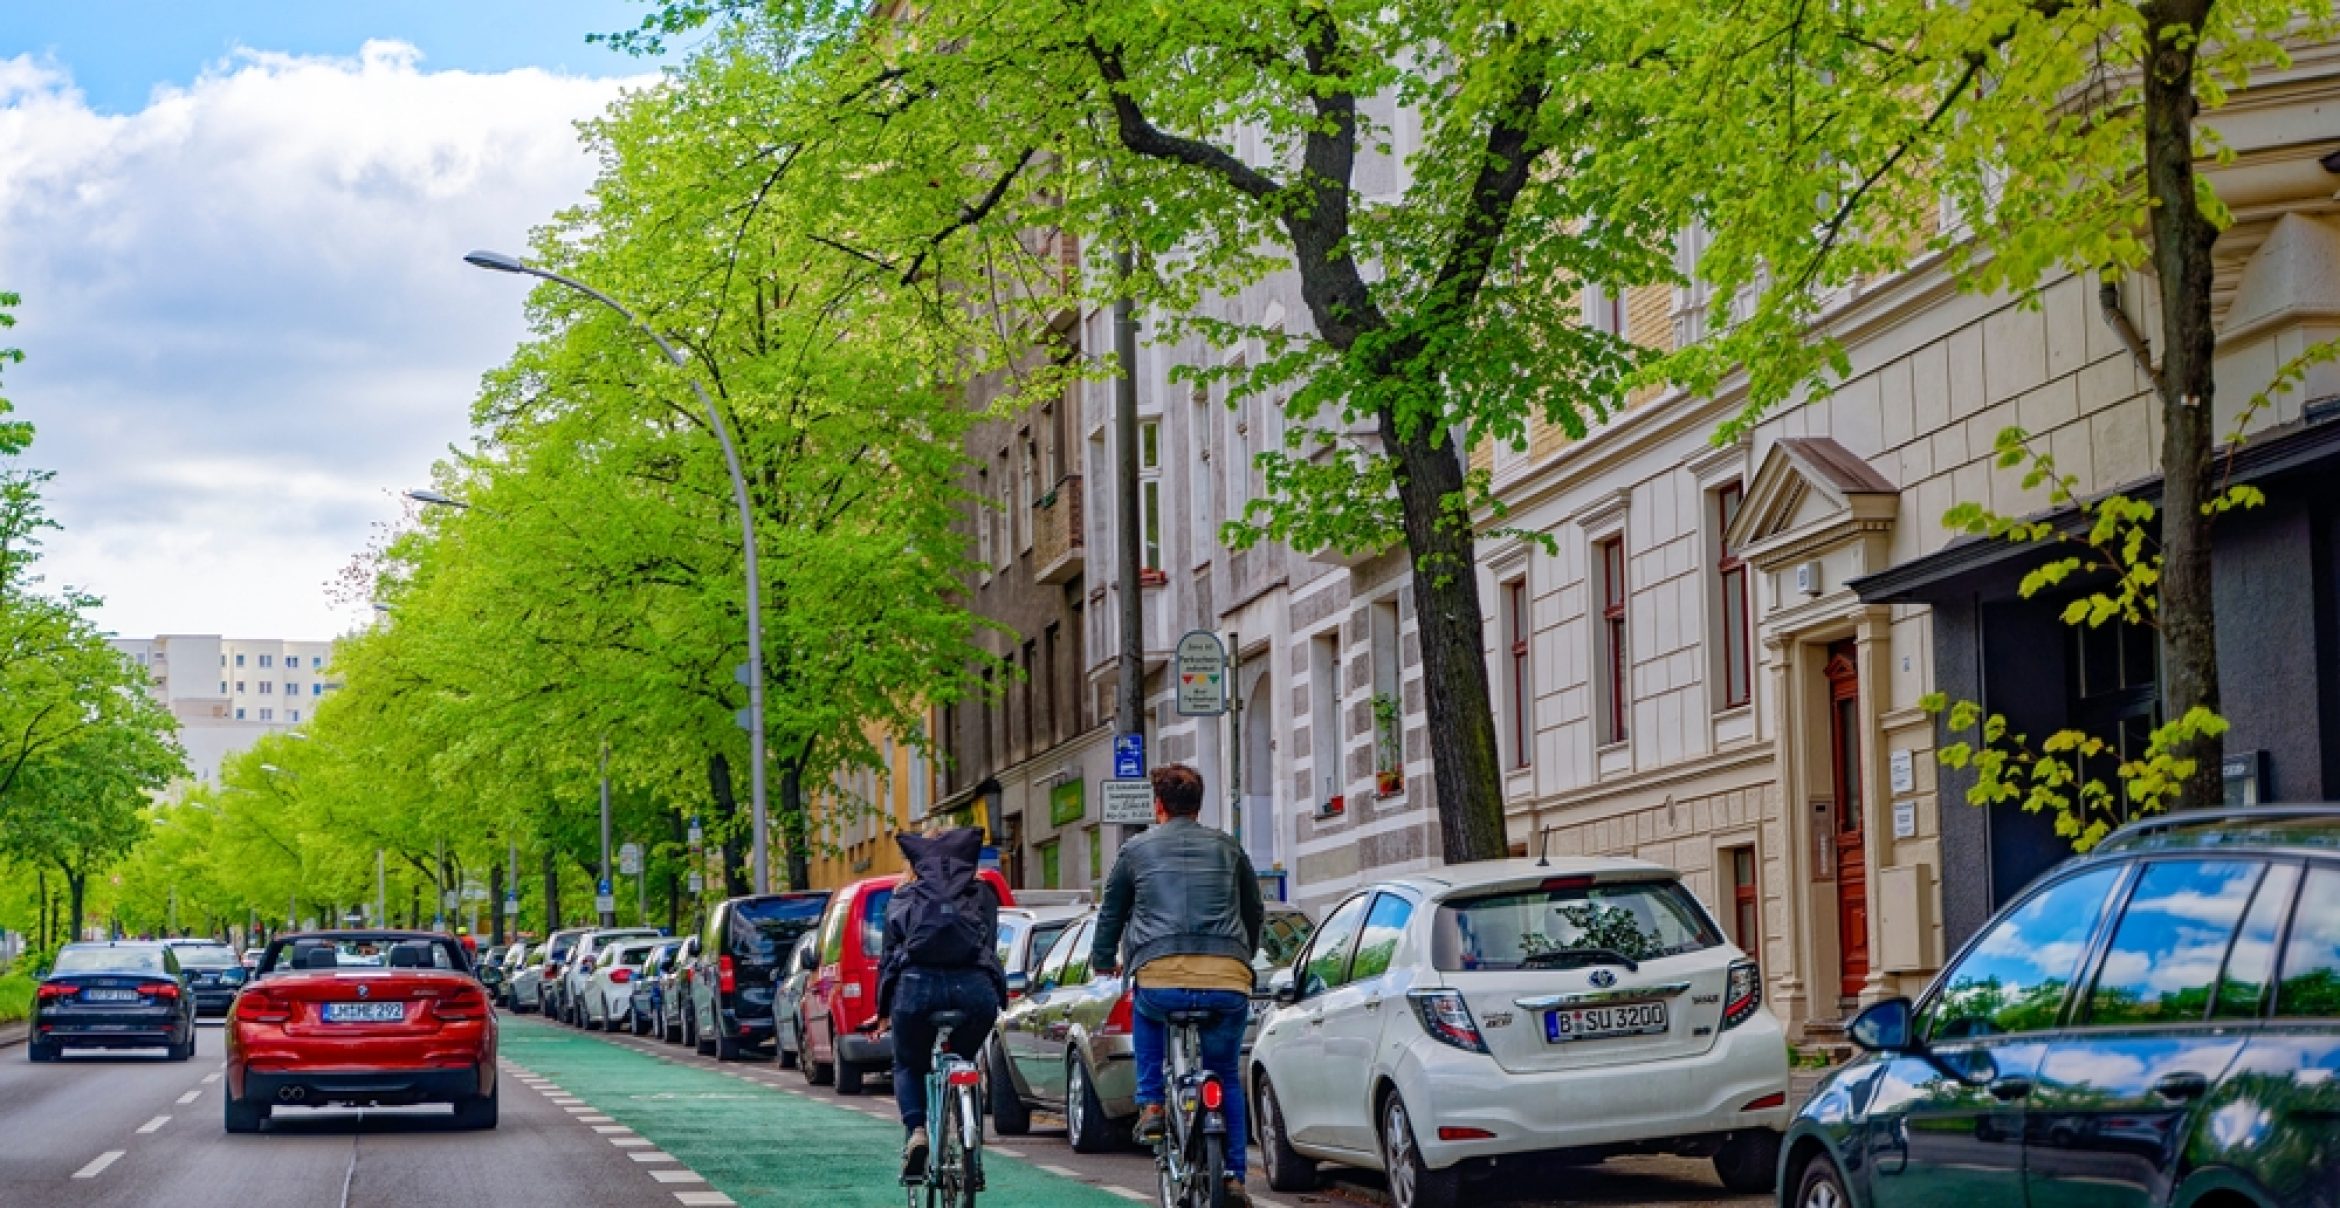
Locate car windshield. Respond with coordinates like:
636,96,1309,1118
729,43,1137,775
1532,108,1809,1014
1433,880,1722,971
53,945,164,974
171,943,239,968
731,896,828,962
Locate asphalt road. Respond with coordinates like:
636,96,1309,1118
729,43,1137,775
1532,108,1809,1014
0,1013,1772,1208
0,1022,696,1208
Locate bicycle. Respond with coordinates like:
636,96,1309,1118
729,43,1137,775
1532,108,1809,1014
903,1010,984,1208
1152,1009,1232,1208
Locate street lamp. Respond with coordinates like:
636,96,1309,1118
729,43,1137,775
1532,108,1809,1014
403,488,470,510
465,249,772,894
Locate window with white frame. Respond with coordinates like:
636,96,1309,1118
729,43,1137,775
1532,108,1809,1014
1019,434,1039,553
1584,284,1626,338
1309,631,1343,805
1596,536,1629,746
1713,482,1752,711
1138,418,1163,572
976,468,993,570
1500,577,1532,768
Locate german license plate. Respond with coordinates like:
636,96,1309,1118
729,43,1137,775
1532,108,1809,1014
1544,1001,1668,1043
323,1002,406,1023
84,988,138,1002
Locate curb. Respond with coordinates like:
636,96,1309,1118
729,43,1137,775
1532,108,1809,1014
0,1022,27,1050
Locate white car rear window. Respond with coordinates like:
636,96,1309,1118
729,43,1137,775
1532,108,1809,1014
1434,881,1721,972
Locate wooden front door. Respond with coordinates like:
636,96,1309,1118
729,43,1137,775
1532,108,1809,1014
1825,642,1869,1002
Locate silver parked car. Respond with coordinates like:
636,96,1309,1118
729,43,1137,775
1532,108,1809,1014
508,941,551,1013
772,932,820,1069
987,903,1314,1152
630,940,682,1036
656,935,700,1045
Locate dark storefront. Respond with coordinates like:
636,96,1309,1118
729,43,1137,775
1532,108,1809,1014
1854,409,2340,950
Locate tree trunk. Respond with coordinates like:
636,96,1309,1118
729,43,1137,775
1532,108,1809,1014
64,866,85,943
2141,0,2225,810
709,753,750,897
780,760,811,892
489,862,506,946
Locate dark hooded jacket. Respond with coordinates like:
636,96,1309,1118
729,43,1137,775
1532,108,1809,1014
875,826,1007,1018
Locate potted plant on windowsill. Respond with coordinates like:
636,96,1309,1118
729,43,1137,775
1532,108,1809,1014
1372,692,1404,796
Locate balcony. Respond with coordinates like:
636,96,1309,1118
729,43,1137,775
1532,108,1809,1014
1034,474,1085,585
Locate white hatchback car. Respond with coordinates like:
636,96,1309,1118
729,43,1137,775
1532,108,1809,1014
583,938,661,1031
1248,858,1790,1208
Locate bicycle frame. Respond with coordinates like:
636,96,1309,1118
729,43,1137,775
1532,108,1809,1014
909,1022,985,1208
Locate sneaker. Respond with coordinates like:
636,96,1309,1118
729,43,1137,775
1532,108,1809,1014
901,1126,929,1183
1222,1177,1252,1208
1133,1104,1167,1144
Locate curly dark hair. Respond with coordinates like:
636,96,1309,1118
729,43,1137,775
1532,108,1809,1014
1149,763,1205,817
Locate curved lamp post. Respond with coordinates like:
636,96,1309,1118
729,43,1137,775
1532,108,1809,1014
463,250,771,895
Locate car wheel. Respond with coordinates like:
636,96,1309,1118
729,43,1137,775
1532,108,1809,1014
453,1086,499,1130
834,1053,866,1095
169,1038,195,1062
1714,1129,1782,1194
987,1042,1031,1136
223,1091,270,1134
1255,1076,1318,1192
694,1009,716,1056
715,1032,742,1062
1066,1053,1113,1154
1793,1151,1850,1208
26,1040,55,1063
776,1025,799,1070
803,1020,834,1086
1379,1091,1461,1208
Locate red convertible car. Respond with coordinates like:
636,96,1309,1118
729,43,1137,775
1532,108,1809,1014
223,931,498,1133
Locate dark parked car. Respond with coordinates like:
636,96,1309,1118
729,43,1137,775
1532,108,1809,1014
691,892,830,1061
658,935,699,1045
1781,805,2340,1208
29,941,200,1062
772,931,819,1070
163,939,247,1018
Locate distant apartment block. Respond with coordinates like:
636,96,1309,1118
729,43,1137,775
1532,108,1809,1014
107,634,340,786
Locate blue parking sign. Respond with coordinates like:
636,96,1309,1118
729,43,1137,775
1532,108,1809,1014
1113,733,1145,779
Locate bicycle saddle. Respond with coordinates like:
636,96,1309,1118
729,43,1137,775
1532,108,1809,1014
929,1009,969,1030
1164,1009,1222,1025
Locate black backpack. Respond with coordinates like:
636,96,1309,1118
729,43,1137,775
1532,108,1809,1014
894,828,992,968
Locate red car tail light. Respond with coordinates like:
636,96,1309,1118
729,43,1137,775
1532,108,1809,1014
1723,961,1763,1031
1408,989,1489,1054
1439,1126,1496,1141
36,983,76,1000
236,990,291,1024
610,968,632,984
434,989,491,1022
719,955,737,995
138,981,181,1000
1742,1091,1787,1111
1099,990,1135,1037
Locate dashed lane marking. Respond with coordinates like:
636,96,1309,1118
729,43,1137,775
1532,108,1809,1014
1103,1191,1150,1205
627,1151,679,1163
649,1171,705,1184
136,1117,170,1135
73,1152,125,1180
201,1073,221,1084
611,1136,653,1148
176,1090,201,1105
593,1125,634,1134
673,1192,736,1207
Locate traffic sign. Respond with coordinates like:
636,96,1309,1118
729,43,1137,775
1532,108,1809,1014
442,890,458,910
687,818,704,849
1113,732,1146,779
1101,778,1155,825
597,878,613,895
618,843,642,876
503,894,520,917
687,872,704,894
594,894,617,915
1175,631,1228,716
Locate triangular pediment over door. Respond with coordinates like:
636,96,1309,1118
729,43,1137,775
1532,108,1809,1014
1725,437,1899,613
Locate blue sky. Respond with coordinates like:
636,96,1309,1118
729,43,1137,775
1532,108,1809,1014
0,3,675,639
3,1,674,112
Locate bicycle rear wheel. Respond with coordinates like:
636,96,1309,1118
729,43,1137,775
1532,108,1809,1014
1202,1133,1226,1208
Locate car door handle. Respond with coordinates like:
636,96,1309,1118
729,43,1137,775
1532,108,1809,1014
1987,1076,2034,1102
2153,1072,2209,1102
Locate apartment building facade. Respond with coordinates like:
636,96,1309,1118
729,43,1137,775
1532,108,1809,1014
110,633,340,787
1478,41,2340,1038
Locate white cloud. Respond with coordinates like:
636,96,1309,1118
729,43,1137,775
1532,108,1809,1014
0,41,642,638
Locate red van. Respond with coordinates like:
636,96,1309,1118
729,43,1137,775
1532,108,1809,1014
795,869,1014,1095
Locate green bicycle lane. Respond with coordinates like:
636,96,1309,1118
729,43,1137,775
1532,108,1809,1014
498,1015,1134,1208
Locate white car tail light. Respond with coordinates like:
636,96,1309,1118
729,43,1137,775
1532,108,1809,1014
1722,961,1762,1030
1407,989,1488,1053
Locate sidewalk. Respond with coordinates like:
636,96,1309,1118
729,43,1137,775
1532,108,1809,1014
501,1016,1134,1208
0,1021,26,1050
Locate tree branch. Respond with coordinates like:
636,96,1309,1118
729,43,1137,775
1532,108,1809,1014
1084,38,1288,202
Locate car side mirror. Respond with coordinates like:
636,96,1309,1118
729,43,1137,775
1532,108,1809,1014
581,957,597,972
1005,972,1029,1000
1849,997,1916,1054
1269,968,1299,1005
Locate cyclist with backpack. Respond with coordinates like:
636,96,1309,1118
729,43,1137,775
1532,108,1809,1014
872,826,1007,1183
1092,764,1264,1208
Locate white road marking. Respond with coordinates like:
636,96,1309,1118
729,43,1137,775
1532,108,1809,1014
176,1090,201,1105
578,1114,615,1123
136,1117,170,1134
593,1125,633,1134
628,1151,678,1162
73,1152,125,1180
1103,1190,1150,1205
201,1073,221,1084
611,1136,653,1147
673,1193,736,1207
649,1170,706,1184
565,1106,596,1114
1037,1164,1083,1179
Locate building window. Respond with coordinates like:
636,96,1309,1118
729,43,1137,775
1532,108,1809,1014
1020,435,1039,553
289,710,300,723
1597,536,1629,745
1585,285,1626,337
2070,614,2160,826
259,681,272,694
1020,640,1038,759
1725,844,1760,952
1309,632,1343,806
219,680,227,694
235,681,246,693
1715,482,1751,710
235,708,246,720
1503,578,1531,768
1138,418,1162,572
1042,623,1061,746
259,654,273,668
259,708,273,721
312,656,323,669
311,683,323,696
235,653,245,667
1038,839,1062,890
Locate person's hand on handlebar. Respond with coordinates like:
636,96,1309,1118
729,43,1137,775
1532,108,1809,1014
857,1016,890,1037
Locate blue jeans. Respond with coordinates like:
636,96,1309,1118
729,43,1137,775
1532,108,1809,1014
890,968,1000,1133
1132,986,1250,1181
